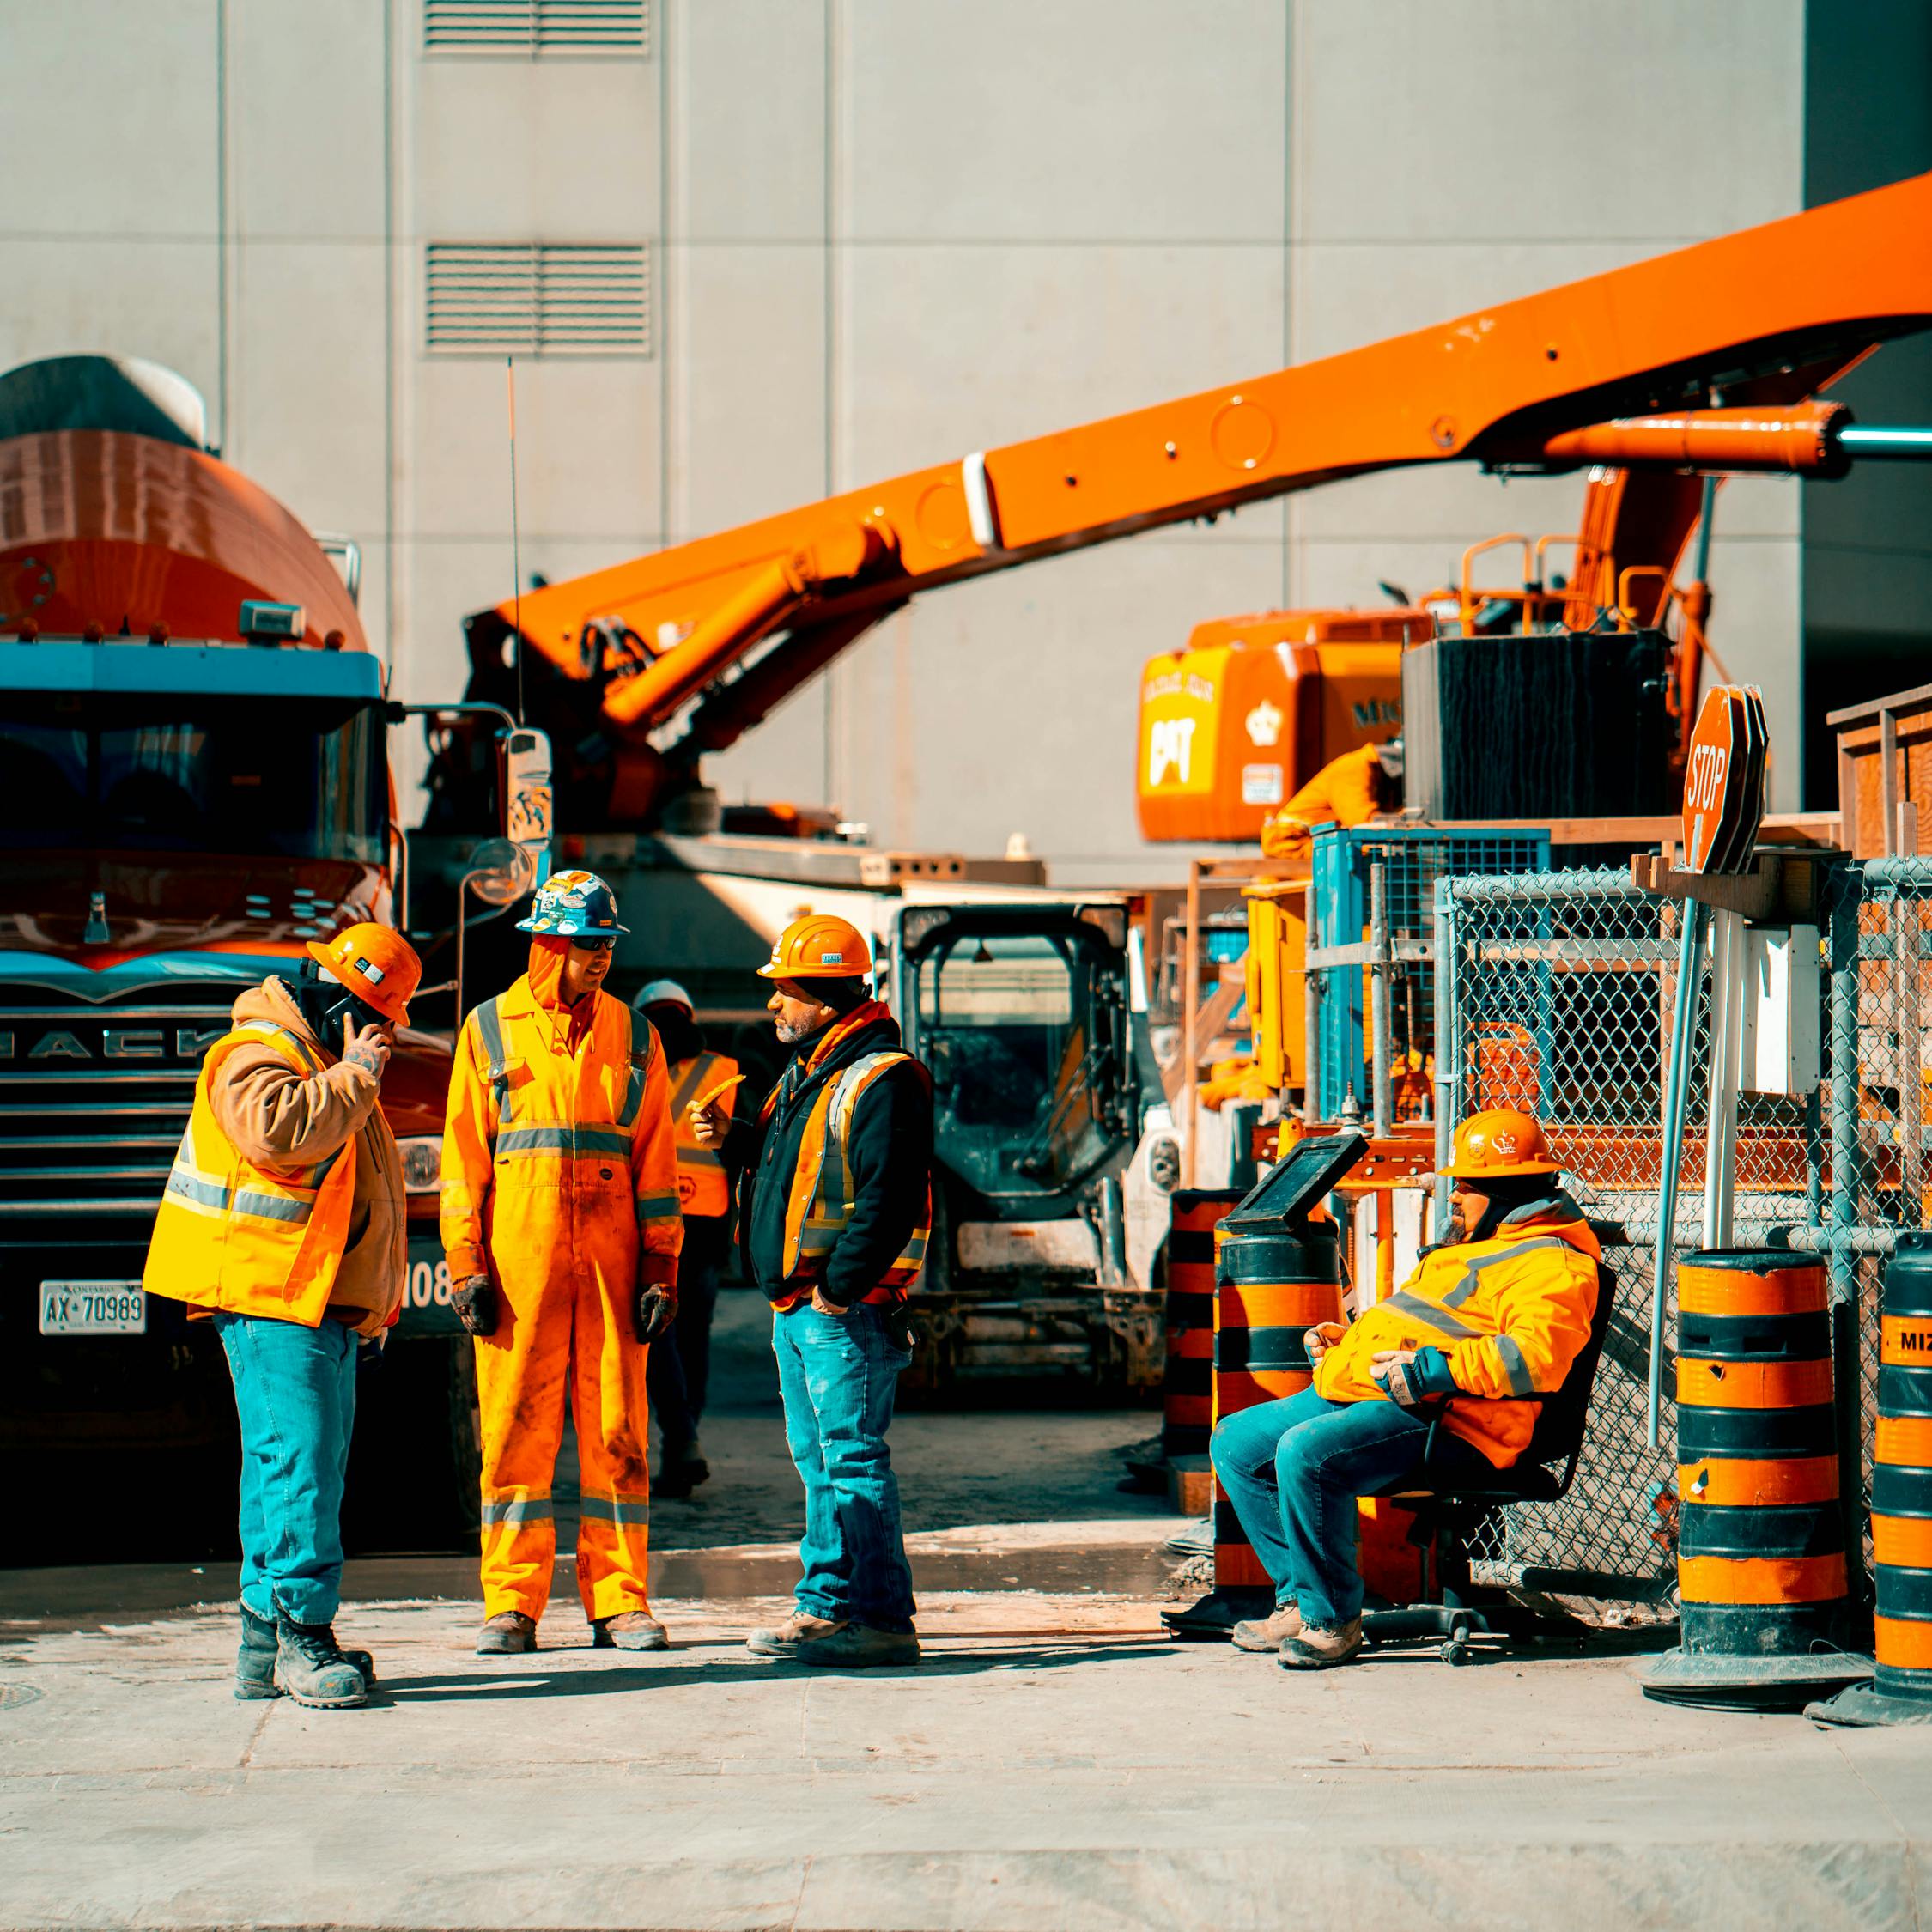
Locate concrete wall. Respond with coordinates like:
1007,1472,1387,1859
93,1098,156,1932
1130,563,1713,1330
7,0,1886,878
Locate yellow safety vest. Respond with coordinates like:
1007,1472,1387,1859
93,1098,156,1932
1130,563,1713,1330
143,1020,359,1327
669,1050,736,1219
781,1050,932,1300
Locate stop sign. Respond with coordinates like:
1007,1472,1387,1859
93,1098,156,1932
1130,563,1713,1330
1681,684,1767,874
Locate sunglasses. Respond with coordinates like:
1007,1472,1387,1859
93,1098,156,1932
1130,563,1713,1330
571,936,617,954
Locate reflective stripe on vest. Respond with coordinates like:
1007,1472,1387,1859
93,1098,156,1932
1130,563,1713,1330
670,1050,733,1217
781,1050,931,1290
143,1017,359,1325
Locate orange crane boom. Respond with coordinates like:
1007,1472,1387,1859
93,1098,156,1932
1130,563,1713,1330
459,169,1932,818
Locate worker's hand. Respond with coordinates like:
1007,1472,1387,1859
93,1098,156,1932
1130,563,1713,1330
1371,1347,1431,1409
1303,1321,1346,1364
634,1282,679,1345
452,1273,498,1338
810,1286,852,1319
342,1018,391,1080
689,1098,727,1147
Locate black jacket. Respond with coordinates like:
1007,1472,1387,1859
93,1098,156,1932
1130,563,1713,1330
724,1010,933,1308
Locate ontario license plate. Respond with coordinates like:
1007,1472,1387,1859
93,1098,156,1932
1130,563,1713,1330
39,1282,147,1335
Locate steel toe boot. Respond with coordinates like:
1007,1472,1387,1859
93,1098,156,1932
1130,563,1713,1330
1279,1616,1364,1670
795,1623,921,1669
476,1610,538,1655
272,1613,370,1708
654,1439,711,1499
1231,1601,1303,1653
237,1603,374,1700
592,1612,670,1651
746,1612,844,1656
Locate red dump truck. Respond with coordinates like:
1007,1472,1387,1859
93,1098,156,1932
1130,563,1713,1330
0,355,543,1554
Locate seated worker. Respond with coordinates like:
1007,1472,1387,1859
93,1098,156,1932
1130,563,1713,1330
1209,1109,1599,1671
1258,737,1401,861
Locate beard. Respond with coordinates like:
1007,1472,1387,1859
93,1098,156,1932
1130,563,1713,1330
775,1018,810,1043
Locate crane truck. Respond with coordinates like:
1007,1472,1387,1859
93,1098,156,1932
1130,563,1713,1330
421,169,1932,1390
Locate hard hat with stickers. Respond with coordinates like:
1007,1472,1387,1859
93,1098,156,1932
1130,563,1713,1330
513,868,629,938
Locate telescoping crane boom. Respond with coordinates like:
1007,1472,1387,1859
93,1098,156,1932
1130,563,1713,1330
448,168,1932,828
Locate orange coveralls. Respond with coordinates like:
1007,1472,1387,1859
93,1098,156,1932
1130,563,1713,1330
440,947,682,1621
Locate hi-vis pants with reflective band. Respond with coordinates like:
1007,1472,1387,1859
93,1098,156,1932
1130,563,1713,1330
440,981,682,1620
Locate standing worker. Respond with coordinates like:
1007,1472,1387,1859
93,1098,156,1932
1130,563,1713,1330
143,923,421,1710
440,870,683,1656
632,979,738,1499
690,914,932,1668
1209,1109,1600,1669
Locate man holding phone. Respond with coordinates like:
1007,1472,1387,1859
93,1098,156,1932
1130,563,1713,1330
689,914,932,1670
1208,1109,1600,1670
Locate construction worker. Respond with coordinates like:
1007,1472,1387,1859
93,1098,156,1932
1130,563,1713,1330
143,923,422,1710
1258,737,1402,860
1209,1109,1600,1669
440,870,683,1656
632,978,738,1498
689,914,932,1668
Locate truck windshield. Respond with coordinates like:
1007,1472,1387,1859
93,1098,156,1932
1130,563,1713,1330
0,694,386,861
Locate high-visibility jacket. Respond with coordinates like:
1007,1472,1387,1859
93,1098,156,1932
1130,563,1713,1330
776,1048,931,1303
144,1018,365,1326
669,1049,737,1220
1259,741,1387,859
1314,1194,1601,1467
440,977,683,1290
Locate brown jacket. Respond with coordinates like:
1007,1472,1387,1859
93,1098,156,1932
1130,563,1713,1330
210,978,406,1336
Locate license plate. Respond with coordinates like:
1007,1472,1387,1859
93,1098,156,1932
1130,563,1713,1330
39,1282,147,1335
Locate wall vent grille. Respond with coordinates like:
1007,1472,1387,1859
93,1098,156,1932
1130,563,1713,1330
424,1,648,56
426,243,651,357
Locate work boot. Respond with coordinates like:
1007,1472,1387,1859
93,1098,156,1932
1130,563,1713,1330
1231,1601,1303,1653
746,1612,845,1658
592,1612,670,1651
796,1624,921,1670
476,1610,538,1656
655,1438,712,1500
1279,1616,1364,1671
236,1603,374,1699
272,1613,369,1709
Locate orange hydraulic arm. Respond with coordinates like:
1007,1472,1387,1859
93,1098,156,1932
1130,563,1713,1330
465,170,1932,793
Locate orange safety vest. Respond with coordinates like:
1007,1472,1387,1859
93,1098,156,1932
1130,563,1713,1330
669,1049,736,1220
781,1049,932,1299
143,1019,361,1326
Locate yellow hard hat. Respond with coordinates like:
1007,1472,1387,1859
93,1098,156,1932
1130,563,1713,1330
758,913,873,981
1438,1108,1558,1180
306,922,422,1028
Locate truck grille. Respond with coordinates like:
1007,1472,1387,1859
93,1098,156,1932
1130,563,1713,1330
0,986,234,1238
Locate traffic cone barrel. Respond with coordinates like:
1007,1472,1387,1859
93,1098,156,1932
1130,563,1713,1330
1674,1250,1850,1653
1163,1190,1241,1458
1211,1225,1343,1590
1873,1237,1932,1703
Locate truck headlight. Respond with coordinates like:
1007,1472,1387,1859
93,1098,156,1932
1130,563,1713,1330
398,1135,442,1194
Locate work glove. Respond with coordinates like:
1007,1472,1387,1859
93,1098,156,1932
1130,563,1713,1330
634,1282,679,1346
452,1273,498,1338
1370,1345,1459,1410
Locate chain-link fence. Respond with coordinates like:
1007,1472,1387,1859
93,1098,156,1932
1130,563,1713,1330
1433,855,1932,1602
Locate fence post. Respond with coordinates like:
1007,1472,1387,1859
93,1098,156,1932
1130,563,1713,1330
1370,860,1392,1139
1431,877,1457,1242
1828,868,1871,1618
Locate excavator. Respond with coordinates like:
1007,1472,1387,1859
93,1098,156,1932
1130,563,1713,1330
421,168,1932,1392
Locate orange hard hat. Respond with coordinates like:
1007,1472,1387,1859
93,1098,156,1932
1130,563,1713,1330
1438,1107,1558,1180
306,922,422,1027
757,913,873,981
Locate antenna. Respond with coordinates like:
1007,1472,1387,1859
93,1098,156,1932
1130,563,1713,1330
507,355,525,726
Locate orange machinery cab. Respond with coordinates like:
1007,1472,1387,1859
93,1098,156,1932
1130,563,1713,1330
1135,608,1422,843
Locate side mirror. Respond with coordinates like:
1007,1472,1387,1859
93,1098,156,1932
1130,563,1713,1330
464,838,534,908
504,728,553,889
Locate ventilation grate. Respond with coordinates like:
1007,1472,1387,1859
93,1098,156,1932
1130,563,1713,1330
426,244,651,357
424,1,648,56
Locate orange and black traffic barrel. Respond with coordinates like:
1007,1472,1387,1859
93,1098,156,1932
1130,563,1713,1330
1163,1190,1241,1459
1643,1248,1868,1710
1211,1223,1344,1591
1811,1232,1932,1727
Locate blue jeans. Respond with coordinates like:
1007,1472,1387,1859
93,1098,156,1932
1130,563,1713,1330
771,1302,915,1631
213,1311,357,1626
1211,1385,1479,1627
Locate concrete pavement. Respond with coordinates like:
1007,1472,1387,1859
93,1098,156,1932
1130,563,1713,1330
2,1561,1927,1931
